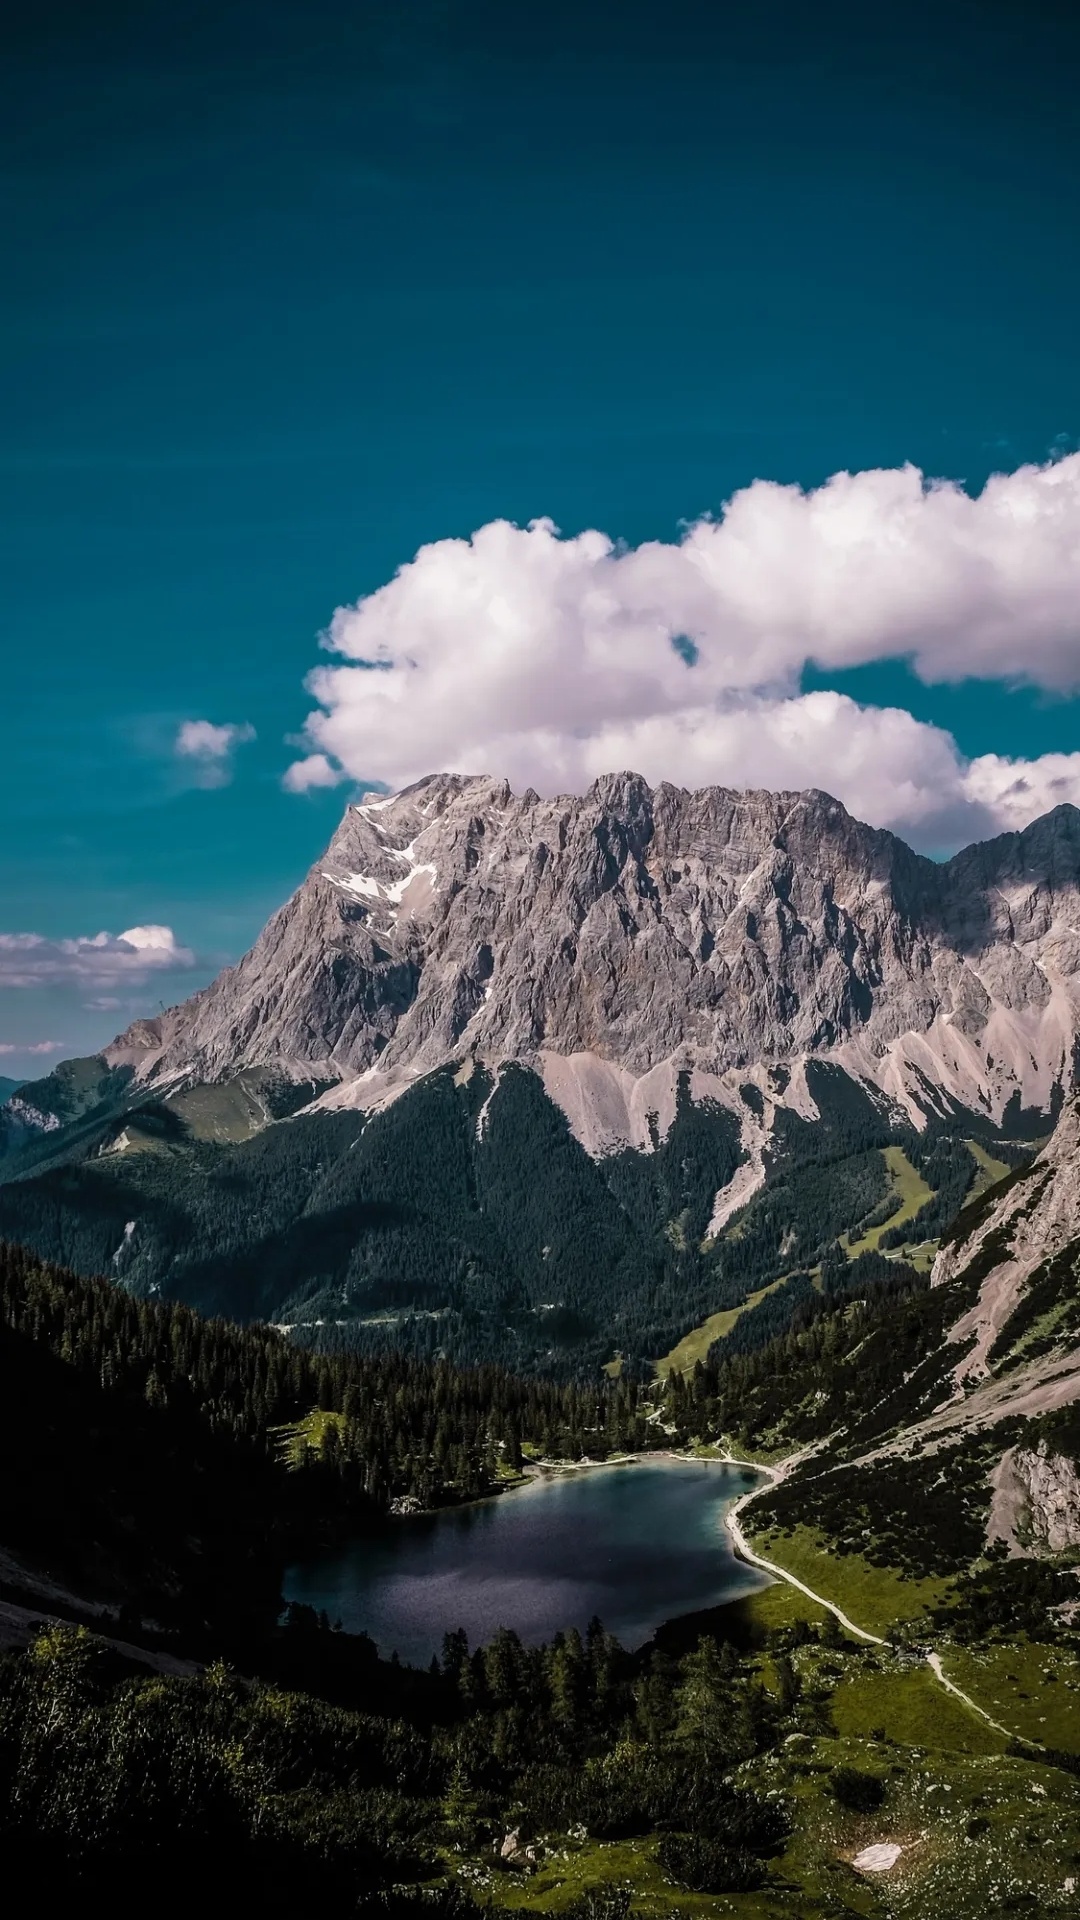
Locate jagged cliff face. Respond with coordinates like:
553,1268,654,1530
918,1094,1080,1468
932,1094,1080,1384
1013,1444,1080,1554
105,774,1080,1146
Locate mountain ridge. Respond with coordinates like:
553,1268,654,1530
3,775,1079,1379
99,773,1080,1150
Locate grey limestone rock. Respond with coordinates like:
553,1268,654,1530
1013,1443,1080,1554
105,774,1080,1137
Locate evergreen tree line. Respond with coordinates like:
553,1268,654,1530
0,1239,658,1623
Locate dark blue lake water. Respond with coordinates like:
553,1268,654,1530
284,1457,768,1667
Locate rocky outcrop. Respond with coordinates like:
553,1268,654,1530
3,1098,60,1136
931,1095,1080,1384
1014,1443,1080,1553
102,774,1080,1144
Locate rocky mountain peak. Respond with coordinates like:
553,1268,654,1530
104,775,1080,1146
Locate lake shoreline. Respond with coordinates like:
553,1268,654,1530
288,1455,772,1666
390,1443,771,1517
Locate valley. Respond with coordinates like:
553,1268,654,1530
9,0,1080,1898
2,775,1070,1383
3,1063,1079,1914
2,779,1080,1912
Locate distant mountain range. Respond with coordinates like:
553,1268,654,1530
3,773,1080,1373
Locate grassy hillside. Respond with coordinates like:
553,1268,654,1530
4,1513,1076,1916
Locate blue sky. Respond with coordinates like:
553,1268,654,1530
3,0,1080,1073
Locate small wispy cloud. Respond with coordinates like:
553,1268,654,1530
0,925,195,990
282,751,345,794
175,718,255,788
0,1040,65,1057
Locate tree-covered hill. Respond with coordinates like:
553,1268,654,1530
0,1056,1036,1378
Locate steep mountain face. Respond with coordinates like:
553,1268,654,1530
741,1091,1080,1593
929,1092,1080,1411
104,774,1080,1148
1010,1443,1080,1553
4,775,1080,1378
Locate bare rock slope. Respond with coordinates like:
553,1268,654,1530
102,773,1080,1148
857,1096,1080,1463
1012,1443,1080,1553
932,1094,1080,1384
105,773,1080,1147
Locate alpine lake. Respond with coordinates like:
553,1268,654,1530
285,1457,770,1667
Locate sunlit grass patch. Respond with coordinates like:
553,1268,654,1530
964,1138,1011,1201
482,1829,833,1918
656,1277,790,1379
747,1525,952,1637
829,1659,1004,1754
487,1834,721,1915
725,1578,831,1643
843,1146,933,1259
271,1405,345,1467
746,1735,1080,1920
939,1639,1080,1752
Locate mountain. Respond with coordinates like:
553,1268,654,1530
3,773,1080,1373
5,774,1079,1906
711,1087,1080,1470
103,772,1080,1138
0,1077,23,1105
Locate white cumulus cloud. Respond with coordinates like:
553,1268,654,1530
0,925,195,990
175,718,255,787
282,751,346,794
284,453,1080,847
0,1040,64,1057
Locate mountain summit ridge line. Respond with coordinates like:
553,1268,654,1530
99,771,1080,1145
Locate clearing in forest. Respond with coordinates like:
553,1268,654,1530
843,1145,933,1259
654,1275,791,1378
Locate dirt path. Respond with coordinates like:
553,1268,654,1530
722,1461,1023,1741
925,1652,1014,1738
725,1492,884,1645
